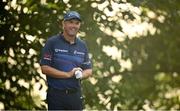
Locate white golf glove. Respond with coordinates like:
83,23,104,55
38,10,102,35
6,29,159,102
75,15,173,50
75,70,83,79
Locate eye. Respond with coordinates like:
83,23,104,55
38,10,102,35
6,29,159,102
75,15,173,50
69,20,74,23
75,21,80,25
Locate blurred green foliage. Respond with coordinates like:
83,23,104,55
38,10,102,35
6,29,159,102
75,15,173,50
0,0,180,110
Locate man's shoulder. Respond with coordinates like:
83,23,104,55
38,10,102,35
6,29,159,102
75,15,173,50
46,34,60,43
76,37,86,45
76,37,89,51
48,34,59,40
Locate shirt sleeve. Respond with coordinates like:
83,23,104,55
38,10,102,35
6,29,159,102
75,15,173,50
40,39,53,66
81,44,92,70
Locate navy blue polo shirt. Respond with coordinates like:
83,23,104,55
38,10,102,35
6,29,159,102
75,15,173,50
40,34,92,90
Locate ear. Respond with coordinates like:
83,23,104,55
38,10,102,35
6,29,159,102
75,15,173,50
62,20,64,26
61,21,65,30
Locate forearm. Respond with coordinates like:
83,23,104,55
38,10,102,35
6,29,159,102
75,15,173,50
41,65,72,78
82,69,92,79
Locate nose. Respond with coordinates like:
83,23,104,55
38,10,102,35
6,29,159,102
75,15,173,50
71,23,80,29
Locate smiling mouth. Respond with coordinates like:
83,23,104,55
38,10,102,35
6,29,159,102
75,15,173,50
70,28,78,33
68,29,78,35
71,28,77,31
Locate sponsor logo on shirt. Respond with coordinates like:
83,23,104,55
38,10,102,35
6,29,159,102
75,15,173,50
55,49,68,53
74,50,85,55
54,49,85,55
43,53,52,60
82,61,91,65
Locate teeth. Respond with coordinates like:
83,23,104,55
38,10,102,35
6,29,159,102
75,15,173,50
71,29,76,32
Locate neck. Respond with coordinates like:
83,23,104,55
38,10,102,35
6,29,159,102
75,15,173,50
62,32,76,44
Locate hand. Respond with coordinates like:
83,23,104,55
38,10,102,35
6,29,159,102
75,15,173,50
75,70,83,79
67,67,82,78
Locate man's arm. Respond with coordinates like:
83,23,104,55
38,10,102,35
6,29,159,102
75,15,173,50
41,65,79,78
82,69,92,79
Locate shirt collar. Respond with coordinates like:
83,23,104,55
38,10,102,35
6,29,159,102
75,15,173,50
59,33,78,44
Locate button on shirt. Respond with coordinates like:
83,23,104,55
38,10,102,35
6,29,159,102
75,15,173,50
40,34,92,90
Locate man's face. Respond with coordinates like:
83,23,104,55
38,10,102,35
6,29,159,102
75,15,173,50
63,19,81,37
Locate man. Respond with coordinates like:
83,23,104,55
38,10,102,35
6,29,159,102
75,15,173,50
40,11,92,110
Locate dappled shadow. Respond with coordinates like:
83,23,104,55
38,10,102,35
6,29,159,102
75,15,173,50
0,0,180,110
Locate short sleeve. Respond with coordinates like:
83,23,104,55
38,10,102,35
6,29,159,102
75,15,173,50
81,44,92,70
40,39,53,66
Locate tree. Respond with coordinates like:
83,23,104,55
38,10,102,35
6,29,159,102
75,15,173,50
0,0,180,110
